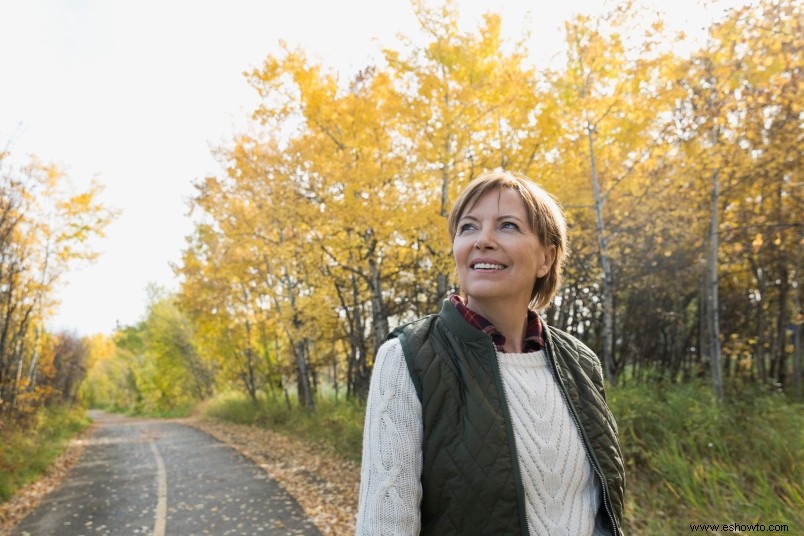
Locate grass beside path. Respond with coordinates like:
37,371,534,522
0,405,91,503
0,405,92,533
199,391,365,462
611,382,803,534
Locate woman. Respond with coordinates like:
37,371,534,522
356,170,625,535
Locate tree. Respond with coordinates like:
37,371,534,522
385,0,543,301
158,0,802,411
541,3,682,384
675,0,802,395
0,153,111,425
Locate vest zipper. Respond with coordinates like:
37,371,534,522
543,336,620,536
490,346,531,536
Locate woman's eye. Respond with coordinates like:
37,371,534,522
501,221,519,230
459,223,475,233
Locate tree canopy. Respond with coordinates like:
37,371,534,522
74,0,802,411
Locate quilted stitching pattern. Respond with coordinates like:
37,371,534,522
392,302,625,536
546,329,625,534
420,335,522,535
396,317,523,536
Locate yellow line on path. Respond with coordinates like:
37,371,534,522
150,441,167,536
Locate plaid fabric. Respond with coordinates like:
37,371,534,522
449,294,545,352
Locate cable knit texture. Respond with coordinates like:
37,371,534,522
357,339,607,535
497,351,606,536
356,339,423,536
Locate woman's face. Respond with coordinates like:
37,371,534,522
452,188,554,312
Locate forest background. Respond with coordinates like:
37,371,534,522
0,0,801,533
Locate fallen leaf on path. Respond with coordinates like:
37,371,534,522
186,418,360,536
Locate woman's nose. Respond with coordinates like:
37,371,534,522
474,227,496,249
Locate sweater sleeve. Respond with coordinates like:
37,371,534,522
355,338,423,536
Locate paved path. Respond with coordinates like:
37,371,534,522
10,411,321,536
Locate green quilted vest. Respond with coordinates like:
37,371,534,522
390,299,624,536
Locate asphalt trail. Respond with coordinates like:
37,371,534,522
10,411,321,535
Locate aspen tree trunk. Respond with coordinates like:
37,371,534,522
752,257,768,383
293,336,315,410
242,319,258,403
708,169,724,400
351,275,368,398
276,339,292,411
436,145,453,304
773,268,790,386
11,348,24,412
9,310,33,413
587,126,616,385
24,326,41,393
348,272,368,398
701,57,725,399
771,183,790,388
755,290,768,383
0,285,15,413
368,257,389,360
328,251,369,398
699,269,709,377
794,323,802,400
436,269,450,302
280,270,315,410
793,230,802,400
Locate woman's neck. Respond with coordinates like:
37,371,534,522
466,297,530,353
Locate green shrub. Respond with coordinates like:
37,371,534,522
610,382,803,534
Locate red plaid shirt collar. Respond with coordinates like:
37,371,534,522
449,294,545,352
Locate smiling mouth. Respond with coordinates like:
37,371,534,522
472,262,506,270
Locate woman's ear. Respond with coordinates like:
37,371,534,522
537,245,557,279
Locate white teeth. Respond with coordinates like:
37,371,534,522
474,263,504,270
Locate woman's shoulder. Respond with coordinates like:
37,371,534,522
387,313,442,364
545,325,595,356
544,324,603,374
376,337,404,359
369,337,421,404
388,313,439,339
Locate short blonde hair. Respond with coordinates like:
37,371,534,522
448,170,568,311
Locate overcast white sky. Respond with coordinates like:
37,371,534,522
0,0,746,336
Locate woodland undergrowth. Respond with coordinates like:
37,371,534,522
0,405,90,502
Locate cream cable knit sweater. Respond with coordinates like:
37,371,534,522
356,338,608,536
